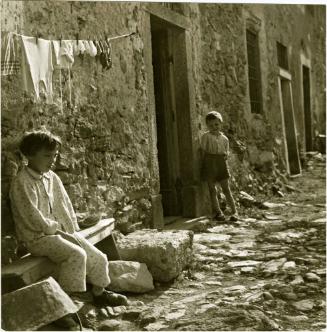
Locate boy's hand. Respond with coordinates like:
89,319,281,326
45,219,59,235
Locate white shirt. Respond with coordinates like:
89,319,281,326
9,167,79,244
200,131,229,155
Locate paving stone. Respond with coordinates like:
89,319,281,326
262,291,274,300
139,307,164,326
2,277,78,331
262,202,286,208
311,322,326,329
108,260,154,293
227,260,261,268
112,306,127,315
290,275,305,285
291,299,314,312
265,251,286,259
204,280,222,286
144,321,170,331
98,319,121,331
223,285,247,295
261,257,287,273
283,314,309,322
252,310,280,330
241,266,256,273
100,308,109,317
304,272,321,282
165,309,186,320
116,229,193,282
195,233,231,243
280,292,298,301
195,303,218,315
282,261,296,270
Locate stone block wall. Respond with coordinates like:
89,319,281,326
1,1,155,235
1,2,325,240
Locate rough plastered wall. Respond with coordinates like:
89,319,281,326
260,4,326,154
193,3,326,178
193,3,262,196
1,1,155,236
310,5,326,136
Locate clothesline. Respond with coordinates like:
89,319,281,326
2,30,136,109
10,31,136,43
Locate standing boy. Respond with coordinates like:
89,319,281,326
200,111,238,221
9,130,128,313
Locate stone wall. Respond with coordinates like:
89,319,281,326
1,2,325,238
1,1,155,234
193,3,325,176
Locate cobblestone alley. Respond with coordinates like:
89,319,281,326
41,153,326,331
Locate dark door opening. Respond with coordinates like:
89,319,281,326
150,16,182,217
302,65,313,151
279,78,301,175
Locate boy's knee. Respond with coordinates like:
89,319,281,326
72,247,87,262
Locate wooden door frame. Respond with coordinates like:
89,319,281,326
143,4,201,219
277,68,302,176
300,54,313,151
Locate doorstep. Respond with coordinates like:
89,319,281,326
164,216,209,231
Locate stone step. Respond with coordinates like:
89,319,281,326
164,216,210,231
2,277,78,331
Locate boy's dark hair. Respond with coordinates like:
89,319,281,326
205,111,223,123
19,130,62,156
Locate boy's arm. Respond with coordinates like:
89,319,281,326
10,179,59,235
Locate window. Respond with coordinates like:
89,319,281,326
276,42,289,70
246,29,263,114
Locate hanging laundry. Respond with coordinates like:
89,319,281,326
94,40,102,62
83,40,97,57
73,39,86,56
52,40,75,107
88,40,97,57
21,35,53,103
1,32,20,76
52,40,74,69
98,40,112,71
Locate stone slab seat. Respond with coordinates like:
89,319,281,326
2,218,119,294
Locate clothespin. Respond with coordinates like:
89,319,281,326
76,33,79,45
103,34,108,47
59,34,62,47
36,32,40,44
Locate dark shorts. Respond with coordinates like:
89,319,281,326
201,153,230,182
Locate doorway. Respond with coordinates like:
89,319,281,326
278,77,301,175
302,65,313,151
150,16,182,217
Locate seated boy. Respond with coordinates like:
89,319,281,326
9,130,128,323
